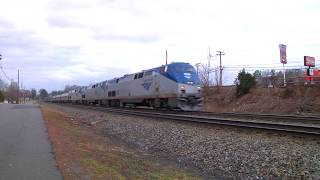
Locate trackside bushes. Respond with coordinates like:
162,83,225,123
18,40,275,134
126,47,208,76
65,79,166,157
0,90,4,102
235,69,256,96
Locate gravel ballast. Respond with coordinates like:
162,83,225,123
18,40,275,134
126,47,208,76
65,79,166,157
46,104,320,179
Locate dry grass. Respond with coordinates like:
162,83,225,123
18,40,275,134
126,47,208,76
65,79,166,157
204,86,320,115
41,105,200,180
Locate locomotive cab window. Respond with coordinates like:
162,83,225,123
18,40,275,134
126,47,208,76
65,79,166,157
160,66,165,73
144,70,153,76
134,73,144,79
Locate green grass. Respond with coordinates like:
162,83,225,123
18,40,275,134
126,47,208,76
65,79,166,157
81,158,126,180
81,149,199,179
81,156,199,180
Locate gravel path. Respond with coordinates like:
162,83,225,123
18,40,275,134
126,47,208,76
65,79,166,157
47,104,320,179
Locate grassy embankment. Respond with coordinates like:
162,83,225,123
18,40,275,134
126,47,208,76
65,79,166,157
41,105,200,180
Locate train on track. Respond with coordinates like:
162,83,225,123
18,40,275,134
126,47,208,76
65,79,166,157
47,62,202,111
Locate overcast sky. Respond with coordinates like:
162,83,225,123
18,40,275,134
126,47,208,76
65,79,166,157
0,0,319,91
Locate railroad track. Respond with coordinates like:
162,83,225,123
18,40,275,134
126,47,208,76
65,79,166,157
104,107,320,124
50,103,320,135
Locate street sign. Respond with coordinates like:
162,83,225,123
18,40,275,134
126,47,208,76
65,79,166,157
304,56,315,67
279,44,287,64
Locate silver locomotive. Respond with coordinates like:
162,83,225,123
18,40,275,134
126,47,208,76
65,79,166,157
49,62,202,111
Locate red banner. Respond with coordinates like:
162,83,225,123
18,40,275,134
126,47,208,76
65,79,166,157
279,44,287,64
304,56,315,67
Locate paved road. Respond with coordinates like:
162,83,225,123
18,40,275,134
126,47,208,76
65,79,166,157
0,103,62,180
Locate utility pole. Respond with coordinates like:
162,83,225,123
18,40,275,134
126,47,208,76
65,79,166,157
207,47,213,86
21,82,24,103
216,51,225,86
195,63,201,76
208,47,211,69
165,50,168,65
17,69,19,104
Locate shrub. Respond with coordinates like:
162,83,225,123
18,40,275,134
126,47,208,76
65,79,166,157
0,91,4,102
235,69,256,96
280,88,295,98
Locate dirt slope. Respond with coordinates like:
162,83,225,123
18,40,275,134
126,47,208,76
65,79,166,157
203,86,320,115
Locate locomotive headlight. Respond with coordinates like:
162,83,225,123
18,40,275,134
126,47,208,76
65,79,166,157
180,85,186,93
197,86,201,93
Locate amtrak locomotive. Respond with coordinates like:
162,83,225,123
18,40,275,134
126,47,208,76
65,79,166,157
48,62,202,111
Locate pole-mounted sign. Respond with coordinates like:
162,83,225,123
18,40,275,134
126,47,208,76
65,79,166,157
304,56,316,84
304,56,315,67
279,44,287,64
279,44,287,86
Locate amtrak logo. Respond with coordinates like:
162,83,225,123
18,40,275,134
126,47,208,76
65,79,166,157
184,73,191,79
142,82,152,90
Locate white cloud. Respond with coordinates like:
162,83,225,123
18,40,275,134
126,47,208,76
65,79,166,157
0,0,320,90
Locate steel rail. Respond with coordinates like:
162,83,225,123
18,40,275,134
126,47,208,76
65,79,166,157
93,107,320,123
58,104,320,135
199,112,320,121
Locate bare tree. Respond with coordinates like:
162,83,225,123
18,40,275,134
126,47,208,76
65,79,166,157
0,90,4,102
64,84,80,93
255,69,305,87
198,63,212,88
212,67,220,88
0,78,7,91
5,81,18,103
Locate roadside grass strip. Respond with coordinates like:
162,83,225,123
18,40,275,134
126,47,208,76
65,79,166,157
41,106,200,180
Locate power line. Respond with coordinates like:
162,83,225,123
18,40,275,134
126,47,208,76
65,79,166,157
224,60,320,67
223,67,312,71
0,66,12,82
223,57,320,63
225,63,304,67
225,65,307,69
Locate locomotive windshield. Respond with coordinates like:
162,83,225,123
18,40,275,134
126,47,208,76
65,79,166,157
166,63,200,85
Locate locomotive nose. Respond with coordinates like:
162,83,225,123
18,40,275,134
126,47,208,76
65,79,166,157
177,91,202,111
186,95,202,106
